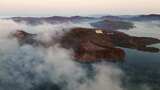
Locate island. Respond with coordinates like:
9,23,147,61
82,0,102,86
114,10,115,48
12,28,160,62
91,19,135,31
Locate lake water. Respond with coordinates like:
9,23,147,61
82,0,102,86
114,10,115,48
118,21,160,90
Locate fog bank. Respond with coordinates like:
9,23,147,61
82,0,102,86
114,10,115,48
0,19,124,90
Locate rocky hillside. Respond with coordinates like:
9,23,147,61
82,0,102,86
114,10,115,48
12,28,160,62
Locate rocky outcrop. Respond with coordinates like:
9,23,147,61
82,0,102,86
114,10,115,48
60,28,125,62
13,28,160,62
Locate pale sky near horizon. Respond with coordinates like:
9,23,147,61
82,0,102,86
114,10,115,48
0,0,160,17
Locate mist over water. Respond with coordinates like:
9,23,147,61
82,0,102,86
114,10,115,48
0,19,160,90
119,21,160,40
0,19,124,90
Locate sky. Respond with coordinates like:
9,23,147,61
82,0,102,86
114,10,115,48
0,0,160,17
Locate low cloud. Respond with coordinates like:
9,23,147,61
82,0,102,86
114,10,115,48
0,19,124,90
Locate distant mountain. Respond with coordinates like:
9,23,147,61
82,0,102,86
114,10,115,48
9,14,160,25
11,16,96,25
129,14,160,21
11,17,43,25
100,15,124,21
100,14,160,21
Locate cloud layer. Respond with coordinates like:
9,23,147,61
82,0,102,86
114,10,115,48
0,19,124,90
